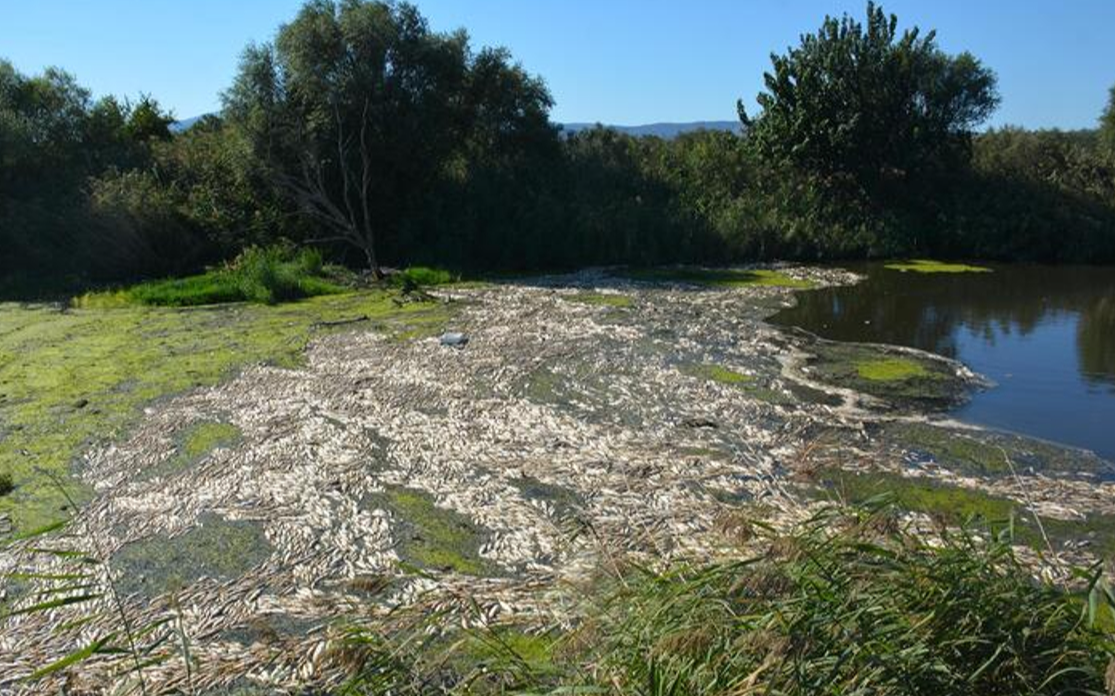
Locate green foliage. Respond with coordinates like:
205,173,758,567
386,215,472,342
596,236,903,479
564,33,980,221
0,472,13,497
4,2,1115,293
741,2,998,188
1102,85,1115,153
393,267,457,289
224,0,559,272
964,127,1115,262
76,246,344,307
584,506,1115,695
0,60,179,284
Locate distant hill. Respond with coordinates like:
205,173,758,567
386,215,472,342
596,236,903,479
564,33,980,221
169,115,206,133
171,116,740,138
561,121,740,138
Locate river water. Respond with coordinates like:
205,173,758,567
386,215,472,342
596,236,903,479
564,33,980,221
771,263,1115,461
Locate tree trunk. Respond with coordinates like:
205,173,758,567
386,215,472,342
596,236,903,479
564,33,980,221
364,244,383,280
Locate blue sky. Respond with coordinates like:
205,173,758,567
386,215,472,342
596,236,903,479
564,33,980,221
1,1,1112,129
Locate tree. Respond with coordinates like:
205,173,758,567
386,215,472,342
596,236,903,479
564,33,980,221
739,3,999,190
223,0,475,276
1101,85,1115,153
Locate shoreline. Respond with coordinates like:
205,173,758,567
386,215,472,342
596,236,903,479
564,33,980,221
2,266,1112,692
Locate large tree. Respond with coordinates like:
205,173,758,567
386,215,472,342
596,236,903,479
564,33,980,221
1101,85,1115,154
223,0,555,275
739,3,999,189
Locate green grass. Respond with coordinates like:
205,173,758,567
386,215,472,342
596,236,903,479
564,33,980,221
335,504,1115,695
579,505,1115,695
884,259,993,274
75,246,346,308
0,290,454,532
855,357,932,381
562,292,634,308
392,266,459,288
623,266,814,289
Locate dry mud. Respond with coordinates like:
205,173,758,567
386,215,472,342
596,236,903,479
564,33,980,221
2,267,1112,694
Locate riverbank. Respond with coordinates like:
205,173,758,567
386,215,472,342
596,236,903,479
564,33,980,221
2,266,1113,692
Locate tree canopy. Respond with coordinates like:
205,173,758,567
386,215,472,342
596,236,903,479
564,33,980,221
739,3,999,190
1101,85,1115,153
3,1,1115,296
222,0,557,274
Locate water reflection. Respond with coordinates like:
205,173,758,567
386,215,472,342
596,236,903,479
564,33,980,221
771,264,1115,458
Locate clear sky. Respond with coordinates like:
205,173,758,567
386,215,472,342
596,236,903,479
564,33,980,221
1,0,1112,129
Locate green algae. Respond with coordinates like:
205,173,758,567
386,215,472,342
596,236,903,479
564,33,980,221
182,422,241,459
855,357,931,381
813,469,1115,557
884,422,1114,479
807,342,960,409
524,367,565,404
563,292,634,308
685,363,755,385
0,291,454,533
139,421,243,482
888,423,1009,475
369,487,491,576
510,476,584,520
682,362,805,405
112,513,272,598
884,259,992,274
622,267,814,289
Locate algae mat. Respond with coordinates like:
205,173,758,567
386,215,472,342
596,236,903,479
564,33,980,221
0,292,453,531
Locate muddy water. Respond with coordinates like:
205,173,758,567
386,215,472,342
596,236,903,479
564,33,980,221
771,264,1115,461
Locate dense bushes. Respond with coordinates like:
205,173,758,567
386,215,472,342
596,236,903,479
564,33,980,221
3,2,1115,296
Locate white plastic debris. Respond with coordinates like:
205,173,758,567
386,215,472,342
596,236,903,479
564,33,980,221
439,332,469,347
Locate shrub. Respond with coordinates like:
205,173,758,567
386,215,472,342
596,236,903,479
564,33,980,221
336,504,1115,694
587,505,1115,695
74,245,345,308
0,472,13,497
392,266,458,294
